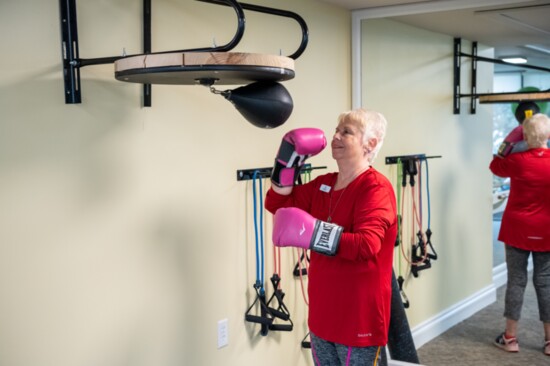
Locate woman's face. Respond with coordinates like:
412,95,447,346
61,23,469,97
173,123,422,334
331,120,366,162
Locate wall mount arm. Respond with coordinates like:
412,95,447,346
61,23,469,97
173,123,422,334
453,38,550,114
59,0,247,105
196,0,309,60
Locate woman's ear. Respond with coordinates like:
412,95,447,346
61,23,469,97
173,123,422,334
367,137,378,152
362,142,371,155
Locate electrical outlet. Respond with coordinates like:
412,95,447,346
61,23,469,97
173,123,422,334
217,319,228,349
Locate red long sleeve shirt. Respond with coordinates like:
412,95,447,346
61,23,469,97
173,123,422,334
265,168,397,347
489,148,550,251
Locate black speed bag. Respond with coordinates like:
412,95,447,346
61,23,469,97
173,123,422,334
223,81,294,129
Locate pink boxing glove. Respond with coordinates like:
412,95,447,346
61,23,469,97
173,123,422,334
271,128,327,187
497,125,524,157
272,207,343,256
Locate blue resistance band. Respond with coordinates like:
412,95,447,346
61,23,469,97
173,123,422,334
252,170,265,295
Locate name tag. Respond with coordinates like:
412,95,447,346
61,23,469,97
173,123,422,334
320,184,331,193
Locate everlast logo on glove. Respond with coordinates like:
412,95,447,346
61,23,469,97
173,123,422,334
271,207,343,257
311,221,343,256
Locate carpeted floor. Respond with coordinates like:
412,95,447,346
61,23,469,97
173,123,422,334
416,276,549,366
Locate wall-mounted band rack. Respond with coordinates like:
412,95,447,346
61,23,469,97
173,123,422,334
236,164,326,181
385,154,442,165
386,154,441,188
453,38,550,114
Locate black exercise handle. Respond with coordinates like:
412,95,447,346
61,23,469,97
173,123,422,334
267,307,290,321
245,314,273,325
411,261,431,277
408,160,417,186
293,251,310,276
265,276,292,321
426,229,438,260
427,242,438,260
244,285,274,336
400,291,411,309
269,324,293,331
401,162,408,187
293,267,308,276
397,276,410,309
401,159,418,187
301,333,311,349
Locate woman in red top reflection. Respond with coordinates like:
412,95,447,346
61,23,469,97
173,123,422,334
489,113,550,356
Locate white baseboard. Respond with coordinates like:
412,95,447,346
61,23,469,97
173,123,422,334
411,284,497,349
407,257,535,351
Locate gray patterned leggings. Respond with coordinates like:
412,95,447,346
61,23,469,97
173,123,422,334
310,332,387,366
504,245,550,322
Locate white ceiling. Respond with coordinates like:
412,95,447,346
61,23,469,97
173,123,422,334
319,0,550,73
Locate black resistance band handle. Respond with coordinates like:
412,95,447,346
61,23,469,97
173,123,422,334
244,285,274,332
411,261,431,277
397,276,410,309
267,306,290,321
265,275,293,331
293,251,310,276
269,324,293,331
301,332,311,349
245,314,273,325
425,229,438,260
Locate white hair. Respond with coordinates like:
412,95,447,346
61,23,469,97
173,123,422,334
337,108,388,163
523,113,550,148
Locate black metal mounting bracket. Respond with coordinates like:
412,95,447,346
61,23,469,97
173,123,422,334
59,0,244,106
236,164,326,181
59,0,156,105
385,154,442,165
58,0,308,106
385,154,441,188
453,37,550,115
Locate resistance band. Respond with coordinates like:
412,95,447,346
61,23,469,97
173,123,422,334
293,166,311,279
423,160,437,261
409,160,430,273
245,170,273,334
399,159,429,274
395,159,410,308
266,176,293,331
265,272,293,331
244,171,294,334
394,157,439,306
409,159,437,277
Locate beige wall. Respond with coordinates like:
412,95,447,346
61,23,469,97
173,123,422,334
0,1,349,365
361,19,495,327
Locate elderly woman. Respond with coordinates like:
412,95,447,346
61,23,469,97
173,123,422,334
490,113,550,356
265,108,397,366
